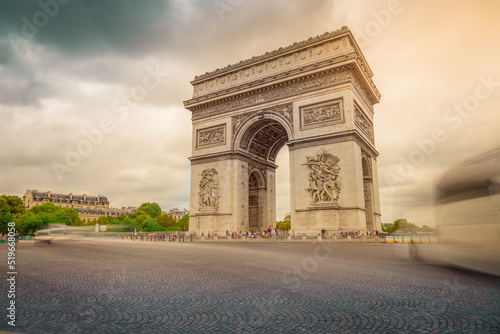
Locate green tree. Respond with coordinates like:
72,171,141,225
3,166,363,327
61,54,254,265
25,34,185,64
0,195,26,233
31,202,59,214
14,210,59,235
0,197,13,233
1,195,25,216
54,207,82,225
385,220,399,233
122,217,136,226
383,218,435,233
15,213,44,235
176,214,189,231
31,203,82,226
157,214,176,229
116,214,128,222
97,215,112,225
132,212,151,226
139,218,167,232
108,217,124,225
11,202,83,234
137,202,162,218
276,220,291,230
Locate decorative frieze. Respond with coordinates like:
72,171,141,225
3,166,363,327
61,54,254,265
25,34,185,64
354,103,374,141
305,150,341,203
197,124,226,148
300,99,343,129
191,67,355,120
199,168,220,210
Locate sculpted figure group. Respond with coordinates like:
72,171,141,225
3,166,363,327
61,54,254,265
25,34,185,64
303,103,341,126
199,168,220,210
198,127,225,147
306,150,341,203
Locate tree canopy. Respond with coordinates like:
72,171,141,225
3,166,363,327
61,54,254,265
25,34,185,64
0,195,26,233
13,202,83,234
137,202,162,218
90,204,189,232
276,220,291,230
2,198,187,234
382,218,435,233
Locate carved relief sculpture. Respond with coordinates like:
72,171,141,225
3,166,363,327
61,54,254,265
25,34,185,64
233,114,251,133
354,103,374,141
199,168,220,210
264,104,293,123
301,99,343,128
305,150,341,203
197,125,225,148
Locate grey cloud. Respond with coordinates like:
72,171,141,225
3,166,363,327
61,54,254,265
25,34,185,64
1,0,175,57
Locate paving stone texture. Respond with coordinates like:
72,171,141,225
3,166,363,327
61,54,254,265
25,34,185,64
1,241,499,333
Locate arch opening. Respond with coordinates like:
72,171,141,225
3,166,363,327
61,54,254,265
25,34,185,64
240,120,288,163
248,169,266,232
275,147,290,223
362,157,375,231
236,117,291,232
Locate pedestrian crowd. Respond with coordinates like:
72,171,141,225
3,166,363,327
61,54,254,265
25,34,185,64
339,230,379,238
117,231,188,242
115,229,382,242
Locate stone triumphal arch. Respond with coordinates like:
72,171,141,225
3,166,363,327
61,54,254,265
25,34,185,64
184,27,382,234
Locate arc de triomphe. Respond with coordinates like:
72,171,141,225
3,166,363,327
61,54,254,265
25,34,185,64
184,26,381,234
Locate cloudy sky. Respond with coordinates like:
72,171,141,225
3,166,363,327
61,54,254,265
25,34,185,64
1,0,499,226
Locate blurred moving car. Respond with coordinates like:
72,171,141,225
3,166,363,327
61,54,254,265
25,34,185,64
35,224,93,243
414,149,500,276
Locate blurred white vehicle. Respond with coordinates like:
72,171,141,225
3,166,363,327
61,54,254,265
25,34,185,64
414,149,500,276
35,224,93,243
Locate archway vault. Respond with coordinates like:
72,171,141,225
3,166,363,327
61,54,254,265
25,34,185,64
185,27,382,234
233,113,292,164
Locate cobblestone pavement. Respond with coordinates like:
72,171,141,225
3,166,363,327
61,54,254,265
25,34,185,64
1,241,499,333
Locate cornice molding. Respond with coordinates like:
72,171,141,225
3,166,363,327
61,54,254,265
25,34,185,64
188,65,378,121
185,27,380,104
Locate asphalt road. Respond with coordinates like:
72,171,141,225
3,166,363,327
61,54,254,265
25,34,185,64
1,240,499,333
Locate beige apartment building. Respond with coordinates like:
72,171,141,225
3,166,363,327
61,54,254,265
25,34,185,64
22,189,136,223
165,208,189,221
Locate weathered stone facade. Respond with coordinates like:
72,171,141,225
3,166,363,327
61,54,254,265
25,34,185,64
185,26,382,234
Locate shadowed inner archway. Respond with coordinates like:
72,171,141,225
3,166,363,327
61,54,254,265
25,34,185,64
238,119,290,231
240,120,289,163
